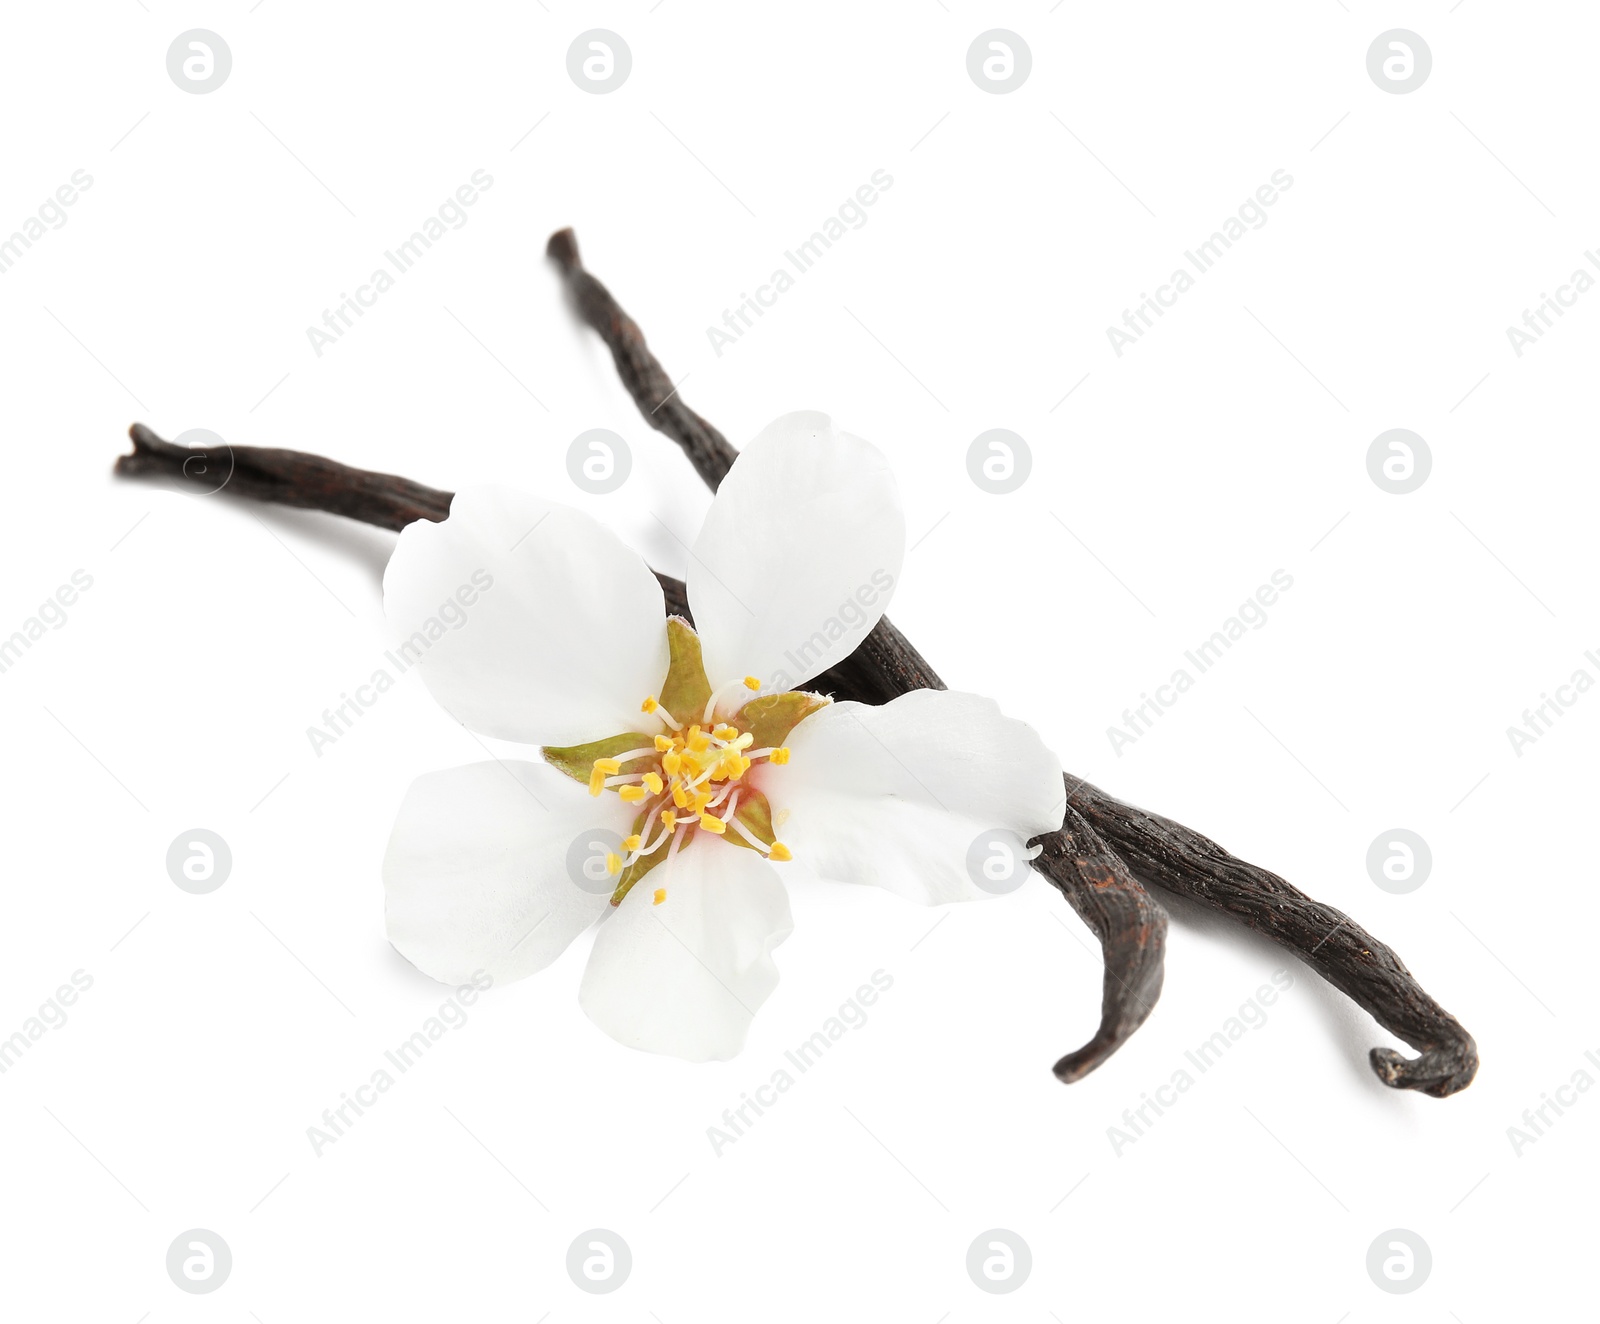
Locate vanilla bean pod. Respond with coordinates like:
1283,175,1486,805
118,423,453,529
1071,792,1478,1096
548,228,734,493
545,228,1478,1096
114,424,698,607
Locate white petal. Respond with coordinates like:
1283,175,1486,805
767,690,1065,905
578,840,793,1061
383,486,669,746
384,760,629,985
688,412,905,692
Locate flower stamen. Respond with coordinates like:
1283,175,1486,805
728,815,771,853
704,676,759,725
646,697,683,731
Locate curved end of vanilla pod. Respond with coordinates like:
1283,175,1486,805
1053,1032,1138,1085
1035,806,1170,1087
1050,945,1167,1086
1369,1035,1480,1098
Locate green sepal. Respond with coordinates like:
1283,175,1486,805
722,788,776,854
659,616,712,724
541,732,657,786
734,691,830,750
611,806,687,905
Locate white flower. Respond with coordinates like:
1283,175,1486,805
381,411,1065,1061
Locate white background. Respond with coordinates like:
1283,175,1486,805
0,2,1593,1318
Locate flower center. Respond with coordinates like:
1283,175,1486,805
582,680,793,904
542,619,829,908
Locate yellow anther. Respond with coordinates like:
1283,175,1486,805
605,852,622,875
587,766,606,797
662,751,682,776
687,730,710,753
699,812,727,834
714,725,737,742
672,784,692,809
622,834,642,852
659,809,677,829
694,790,713,812
743,676,760,690
594,757,622,776
642,771,664,795
768,842,792,862
619,785,647,804
641,695,658,714
654,734,674,752
652,887,667,905
769,747,791,765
